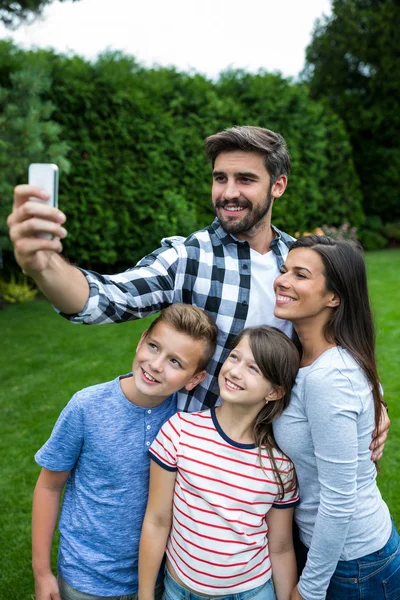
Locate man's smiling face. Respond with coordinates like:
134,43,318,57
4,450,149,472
211,151,276,238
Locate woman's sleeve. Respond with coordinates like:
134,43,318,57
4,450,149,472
297,366,363,600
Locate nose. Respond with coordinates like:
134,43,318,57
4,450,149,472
150,355,164,372
223,179,241,201
274,271,290,289
229,363,243,380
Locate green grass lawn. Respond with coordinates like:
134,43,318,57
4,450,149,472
1,249,399,599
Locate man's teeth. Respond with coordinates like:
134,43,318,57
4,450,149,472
277,295,295,303
224,206,245,212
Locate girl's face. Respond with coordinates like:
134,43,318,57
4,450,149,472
274,247,339,324
218,336,279,410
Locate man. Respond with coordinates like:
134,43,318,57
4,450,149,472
7,125,389,454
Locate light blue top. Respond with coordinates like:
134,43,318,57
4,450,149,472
273,347,391,600
35,375,177,596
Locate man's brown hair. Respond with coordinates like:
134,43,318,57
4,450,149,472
205,125,291,184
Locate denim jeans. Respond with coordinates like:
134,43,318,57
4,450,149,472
326,521,400,600
58,574,164,600
162,567,276,600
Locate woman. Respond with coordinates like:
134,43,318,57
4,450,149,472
273,235,400,600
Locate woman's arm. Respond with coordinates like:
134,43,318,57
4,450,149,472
297,367,361,600
266,507,297,600
32,467,71,600
138,460,176,600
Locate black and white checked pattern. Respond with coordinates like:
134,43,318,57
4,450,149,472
63,219,294,412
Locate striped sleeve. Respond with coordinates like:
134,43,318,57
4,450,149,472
149,412,182,472
272,457,299,509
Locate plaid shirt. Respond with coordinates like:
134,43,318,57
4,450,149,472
63,219,294,412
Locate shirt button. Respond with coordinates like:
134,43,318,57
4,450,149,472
147,425,151,430
147,409,152,414
146,441,150,446
243,264,248,270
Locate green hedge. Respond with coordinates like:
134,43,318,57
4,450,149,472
0,41,364,273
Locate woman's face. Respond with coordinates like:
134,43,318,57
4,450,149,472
274,247,339,324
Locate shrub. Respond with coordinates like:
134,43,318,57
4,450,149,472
321,223,358,242
383,221,400,244
0,275,38,304
358,216,388,251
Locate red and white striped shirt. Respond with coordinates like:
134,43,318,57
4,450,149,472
149,409,299,595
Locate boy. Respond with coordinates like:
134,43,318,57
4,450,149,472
32,304,218,600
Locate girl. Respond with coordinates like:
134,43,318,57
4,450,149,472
139,326,300,600
273,235,400,600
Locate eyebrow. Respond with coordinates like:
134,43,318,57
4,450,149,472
212,170,259,179
294,266,313,274
148,335,188,367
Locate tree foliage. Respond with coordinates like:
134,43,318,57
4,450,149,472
0,0,79,28
0,41,70,256
0,41,364,273
304,0,400,221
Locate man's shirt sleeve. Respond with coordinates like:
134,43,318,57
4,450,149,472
59,242,182,325
35,394,84,471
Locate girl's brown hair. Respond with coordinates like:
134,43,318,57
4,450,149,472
231,326,300,500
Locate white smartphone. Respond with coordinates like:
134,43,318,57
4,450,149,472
28,163,59,239
28,163,59,208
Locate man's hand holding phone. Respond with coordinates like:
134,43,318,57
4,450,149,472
7,164,67,277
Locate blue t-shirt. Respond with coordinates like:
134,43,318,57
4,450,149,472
35,375,177,596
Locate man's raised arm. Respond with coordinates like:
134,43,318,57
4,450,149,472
7,184,89,314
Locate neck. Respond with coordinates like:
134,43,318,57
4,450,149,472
215,402,260,444
294,316,336,367
236,217,275,255
120,375,168,408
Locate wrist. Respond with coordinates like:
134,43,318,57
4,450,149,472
32,562,53,579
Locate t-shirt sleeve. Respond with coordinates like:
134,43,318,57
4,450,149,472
272,456,300,509
149,412,182,472
35,394,84,471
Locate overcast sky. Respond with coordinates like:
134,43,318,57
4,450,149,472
0,0,332,79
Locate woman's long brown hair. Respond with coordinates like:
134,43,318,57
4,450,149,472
289,235,383,465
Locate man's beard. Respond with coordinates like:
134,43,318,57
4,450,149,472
213,191,273,236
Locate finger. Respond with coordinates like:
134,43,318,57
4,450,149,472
10,196,66,224
14,235,63,257
13,184,50,208
372,450,383,462
369,429,389,451
10,216,67,243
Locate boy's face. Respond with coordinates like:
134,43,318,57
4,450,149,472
132,321,207,401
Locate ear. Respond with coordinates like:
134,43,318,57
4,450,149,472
264,385,285,402
271,175,287,199
136,330,148,351
327,294,340,308
185,370,207,391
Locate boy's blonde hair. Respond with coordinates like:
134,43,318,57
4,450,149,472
146,304,218,372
